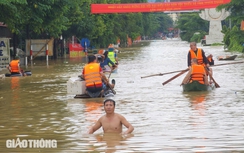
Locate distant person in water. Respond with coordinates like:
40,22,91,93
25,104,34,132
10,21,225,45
7,56,25,76
88,99,134,134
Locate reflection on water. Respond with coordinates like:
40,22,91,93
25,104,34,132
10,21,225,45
0,39,244,152
11,77,21,118
184,92,209,116
92,133,134,153
11,77,20,90
85,101,103,127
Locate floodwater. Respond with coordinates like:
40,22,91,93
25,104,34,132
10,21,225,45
0,39,244,153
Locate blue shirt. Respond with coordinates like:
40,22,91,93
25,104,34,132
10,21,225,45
100,57,114,68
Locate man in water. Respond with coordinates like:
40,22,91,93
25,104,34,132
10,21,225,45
7,56,25,76
88,99,134,134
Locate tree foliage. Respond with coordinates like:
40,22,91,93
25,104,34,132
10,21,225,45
218,0,244,26
0,0,173,50
175,12,208,42
218,0,244,52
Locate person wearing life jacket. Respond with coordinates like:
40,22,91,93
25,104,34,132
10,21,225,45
181,58,209,85
82,55,115,97
187,42,213,81
100,51,117,72
107,47,118,65
7,56,24,76
187,42,209,67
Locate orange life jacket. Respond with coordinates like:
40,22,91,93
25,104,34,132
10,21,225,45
83,63,102,87
189,48,205,66
98,49,104,54
190,64,205,84
10,60,20,73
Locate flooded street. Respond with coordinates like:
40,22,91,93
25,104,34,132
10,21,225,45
0,39,244,152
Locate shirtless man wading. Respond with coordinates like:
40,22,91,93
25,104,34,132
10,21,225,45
88,99,134,134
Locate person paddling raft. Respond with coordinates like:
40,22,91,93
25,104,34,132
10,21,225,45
7,56,26,76
100,51,117,72
181,58,209,86
82,55,115,98
187,42,213,83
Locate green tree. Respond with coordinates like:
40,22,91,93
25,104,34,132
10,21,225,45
218,0,244,52
218,0,244,26
0,0,175,56
0,0,27,34
175,12,208,42
0,0,83,38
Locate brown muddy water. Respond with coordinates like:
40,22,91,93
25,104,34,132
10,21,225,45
0,39,244,153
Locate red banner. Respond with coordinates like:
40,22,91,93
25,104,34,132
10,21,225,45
91,0,231,14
